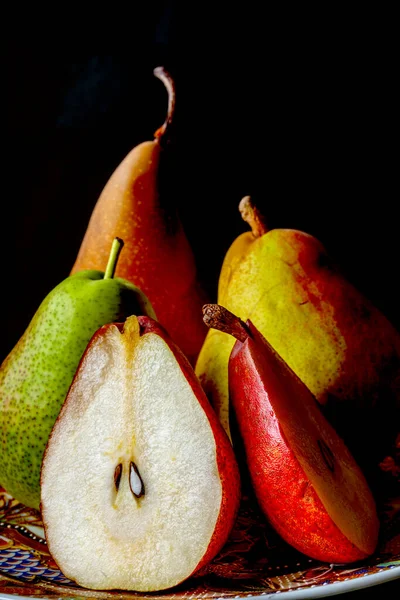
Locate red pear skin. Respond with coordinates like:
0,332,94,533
203,305,379,564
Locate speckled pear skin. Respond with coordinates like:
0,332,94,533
0,269,155,509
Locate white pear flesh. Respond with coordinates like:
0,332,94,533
41,325,223,592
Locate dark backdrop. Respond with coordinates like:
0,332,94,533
2,8,397,359
1,7,399,598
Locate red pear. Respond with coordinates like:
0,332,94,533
71,68,208,366
41,315,240,592
203,304,379,564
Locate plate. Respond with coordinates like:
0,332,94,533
1,487,399,599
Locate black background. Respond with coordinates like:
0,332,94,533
2,6,398,361
2,7,399,596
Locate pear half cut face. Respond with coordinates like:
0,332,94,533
41,317,230,592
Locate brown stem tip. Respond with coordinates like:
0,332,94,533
239,196,268,238
153,66,176,143
202,304,250,343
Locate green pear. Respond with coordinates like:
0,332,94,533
0,238,155,509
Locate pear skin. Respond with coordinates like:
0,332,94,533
196,198,400,484
72,68,208,365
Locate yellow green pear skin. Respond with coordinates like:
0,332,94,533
195,230,256,440
195,223,400,478
0,270,155,509
196,230,345,436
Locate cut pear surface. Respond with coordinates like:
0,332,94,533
41,318,232,592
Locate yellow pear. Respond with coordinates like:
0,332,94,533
195,197,400,485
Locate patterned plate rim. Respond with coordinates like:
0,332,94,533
0,565,399,600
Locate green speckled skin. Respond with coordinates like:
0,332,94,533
0,269,155,509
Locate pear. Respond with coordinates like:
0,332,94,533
196,197,400,484
0,238,155,509
203,304,379,563
71,67,209,366
41,315,240,592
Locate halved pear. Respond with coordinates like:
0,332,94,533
41,316,240,592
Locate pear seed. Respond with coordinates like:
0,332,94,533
129,462,145,497
114,464,123,490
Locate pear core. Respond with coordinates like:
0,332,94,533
41,323,222,592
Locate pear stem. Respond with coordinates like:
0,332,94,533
202,304,250,343
153,66,176,144
239,196,268,238
104,238,124,280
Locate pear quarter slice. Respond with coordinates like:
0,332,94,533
41,316,240,592
229,319,380,563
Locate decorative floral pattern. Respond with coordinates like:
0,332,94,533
1,487,399,599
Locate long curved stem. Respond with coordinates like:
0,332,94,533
153,66,176,144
